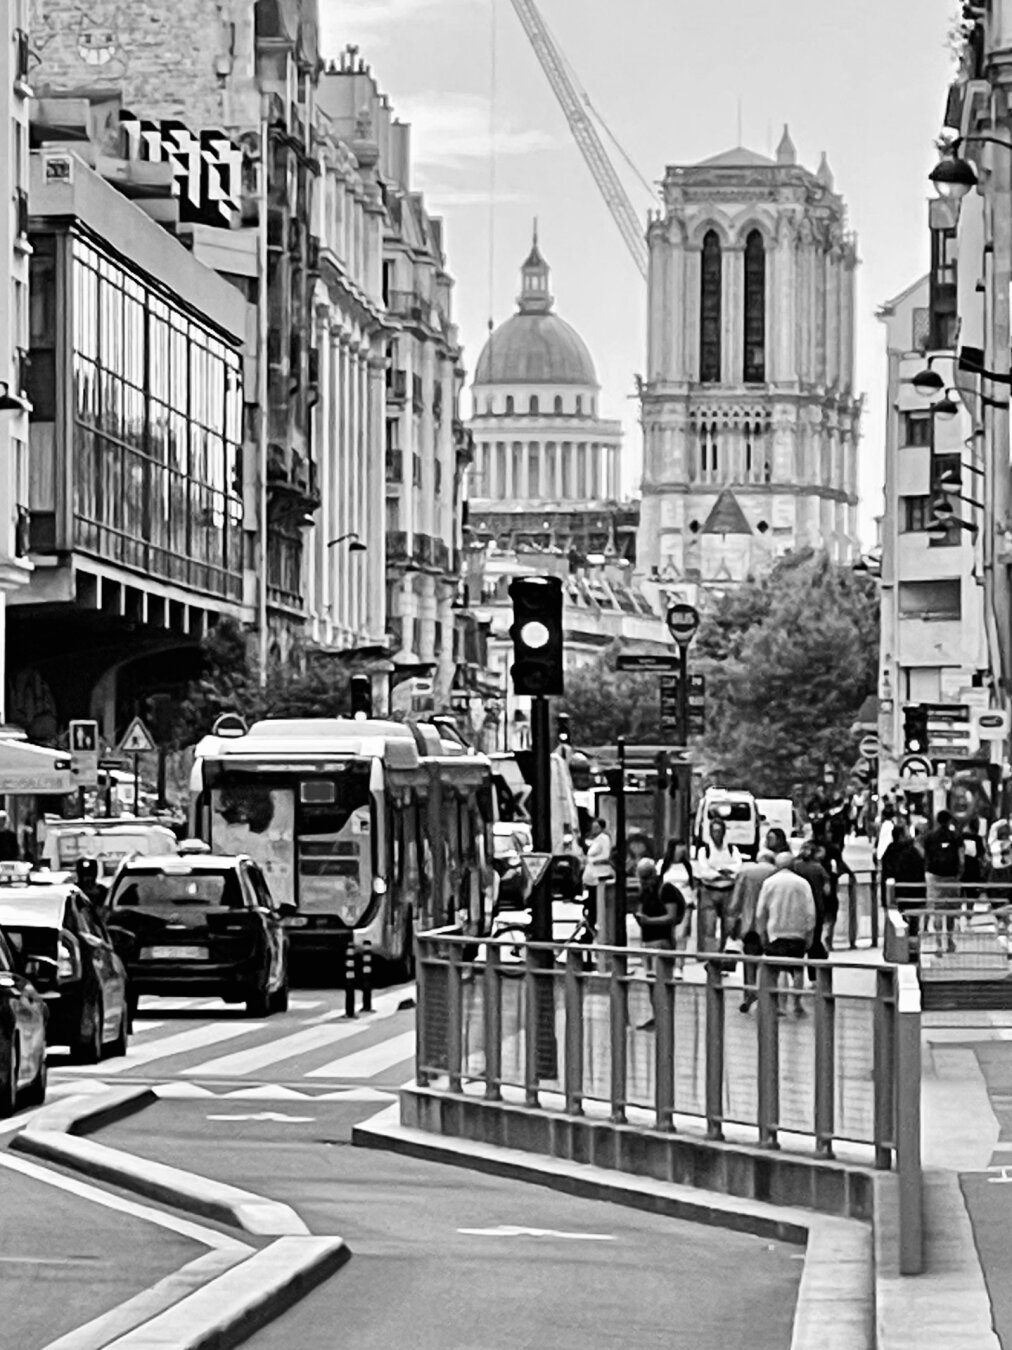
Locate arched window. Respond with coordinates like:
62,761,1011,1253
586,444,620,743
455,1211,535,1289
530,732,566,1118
700,231,722,383
485,397,494,414
575,395,583,414
743,230,766,383
529,395,539,415
505,395,514,415
554,395,563,414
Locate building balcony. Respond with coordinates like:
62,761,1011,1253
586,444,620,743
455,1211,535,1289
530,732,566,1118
267,446,320,520
388,290,423,322
387,530,409,565
453,419,474,465
386,448,403,483
386,368,407,404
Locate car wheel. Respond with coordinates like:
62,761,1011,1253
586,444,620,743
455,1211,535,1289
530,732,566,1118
246,979,271,1017
0,1044,18,1118
71,995,104,1065
22,1050,46,1108
269,978,289,1014
109,1004,129,1059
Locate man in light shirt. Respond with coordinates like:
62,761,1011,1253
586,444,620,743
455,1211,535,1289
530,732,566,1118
756,852,817,1017
694,818,742,953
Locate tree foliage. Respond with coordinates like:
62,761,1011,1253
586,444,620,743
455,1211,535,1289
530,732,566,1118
165,620,360,749
557,644,663,746
694,550,879,797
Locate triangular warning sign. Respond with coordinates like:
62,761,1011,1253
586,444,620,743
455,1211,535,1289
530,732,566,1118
118,716,156,754
521,852,553,890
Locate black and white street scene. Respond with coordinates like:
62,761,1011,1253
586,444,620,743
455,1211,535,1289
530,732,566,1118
3,2,1012,1347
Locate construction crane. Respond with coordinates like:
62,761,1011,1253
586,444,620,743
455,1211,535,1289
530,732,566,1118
510,0,651,281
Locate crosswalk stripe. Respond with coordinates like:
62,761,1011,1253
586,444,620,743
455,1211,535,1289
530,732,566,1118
136,997,223,1013
69,1021,254,1076
305,1029,416,1079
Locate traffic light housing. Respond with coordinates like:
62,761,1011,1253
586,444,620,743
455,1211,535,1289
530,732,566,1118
350,674,372,720
556,712,571,746
903,703,929,754
508,575,564,697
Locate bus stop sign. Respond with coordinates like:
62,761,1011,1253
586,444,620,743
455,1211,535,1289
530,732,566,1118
665,602,700,646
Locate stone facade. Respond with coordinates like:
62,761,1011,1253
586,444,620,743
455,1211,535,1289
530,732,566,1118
638,130,860,595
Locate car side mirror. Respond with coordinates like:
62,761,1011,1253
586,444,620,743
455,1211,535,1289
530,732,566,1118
279,902,298,920
25,955,57,990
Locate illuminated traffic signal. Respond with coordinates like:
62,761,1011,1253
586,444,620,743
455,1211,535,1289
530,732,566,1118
556,712,571,745
903,704,929,754
508,576,564,697
350,674,372,720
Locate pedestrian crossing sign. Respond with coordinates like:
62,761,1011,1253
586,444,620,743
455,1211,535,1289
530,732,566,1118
119,716,156,755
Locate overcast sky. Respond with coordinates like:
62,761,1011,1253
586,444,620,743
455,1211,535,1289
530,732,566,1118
321,0,959,543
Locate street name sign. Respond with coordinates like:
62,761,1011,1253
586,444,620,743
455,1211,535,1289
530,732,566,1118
616,653,680,672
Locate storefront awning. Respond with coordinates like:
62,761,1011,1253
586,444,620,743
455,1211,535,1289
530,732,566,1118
0,738,75,795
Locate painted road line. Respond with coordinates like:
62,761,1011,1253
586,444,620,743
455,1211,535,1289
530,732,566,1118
136,997,223,1013
457,1224,615,1241
66,1021,255,1076
184,995,411,1077
305,1028,416,1079
302,984,415,1024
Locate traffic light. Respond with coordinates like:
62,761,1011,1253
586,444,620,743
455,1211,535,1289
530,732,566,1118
556,712,571,746
903,703,929,754
350,674,372,720
508,575,564,697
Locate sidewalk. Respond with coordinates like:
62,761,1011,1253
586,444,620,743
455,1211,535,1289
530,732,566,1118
877,1011,1012,1350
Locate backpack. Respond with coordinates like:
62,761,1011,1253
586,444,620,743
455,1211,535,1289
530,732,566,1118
924,829,960,876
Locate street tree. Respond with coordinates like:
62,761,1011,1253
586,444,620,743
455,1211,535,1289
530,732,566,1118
557,644,663,745
693,550,879,797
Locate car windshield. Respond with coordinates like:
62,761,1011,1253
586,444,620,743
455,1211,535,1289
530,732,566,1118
709,803,753,822
111,871,244,910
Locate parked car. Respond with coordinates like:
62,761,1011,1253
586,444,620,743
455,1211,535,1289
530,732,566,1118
0,923,47,1114
0,866,128,1064
103,854,291,1016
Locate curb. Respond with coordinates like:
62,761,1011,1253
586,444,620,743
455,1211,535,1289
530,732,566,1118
101,1235,350,1350
13,1086,308,1236
353,1105,873,1350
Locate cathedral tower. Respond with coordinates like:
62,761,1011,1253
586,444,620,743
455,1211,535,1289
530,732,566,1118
638,129,860,589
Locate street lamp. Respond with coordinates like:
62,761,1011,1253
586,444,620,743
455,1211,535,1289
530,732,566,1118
327,532,367,553
0,382,27,413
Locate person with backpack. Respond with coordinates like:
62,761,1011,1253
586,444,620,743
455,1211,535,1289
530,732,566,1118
634,857,685,1030
694,817,742,953
923,809,964,954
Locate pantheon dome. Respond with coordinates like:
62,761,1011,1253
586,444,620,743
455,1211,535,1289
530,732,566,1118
474,240,597,388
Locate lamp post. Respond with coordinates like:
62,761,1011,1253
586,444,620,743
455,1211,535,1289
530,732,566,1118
665,601,700,846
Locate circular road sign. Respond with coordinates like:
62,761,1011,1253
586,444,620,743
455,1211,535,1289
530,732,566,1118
858,733,880,760
666,602,700,645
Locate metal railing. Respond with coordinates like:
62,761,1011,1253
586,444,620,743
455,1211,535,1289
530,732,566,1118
416,929,917,1162
885,879,1012,980
835,866,881,949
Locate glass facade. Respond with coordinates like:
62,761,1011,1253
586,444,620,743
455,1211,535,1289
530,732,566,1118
70,238,244,600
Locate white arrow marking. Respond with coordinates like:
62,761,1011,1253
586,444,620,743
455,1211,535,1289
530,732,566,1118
988,1167,1012,1184
205,1111,316,1123
456,1225,614,1241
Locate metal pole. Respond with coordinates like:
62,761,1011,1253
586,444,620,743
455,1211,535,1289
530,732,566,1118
528,693,557,1076
257,107,270,688
530,695,552,856
613,737,627,949
676,641,690,844
132,753,140,815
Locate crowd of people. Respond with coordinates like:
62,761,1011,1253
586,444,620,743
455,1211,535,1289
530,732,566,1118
580,812,858,1018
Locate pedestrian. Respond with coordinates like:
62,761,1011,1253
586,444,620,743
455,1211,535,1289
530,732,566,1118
659,840,695,970
817,837,856,952
693,818,742,954
987,819,1012,909
634,857,684,1030
791,839,831,960
764,826,790,856
581,818,616,936
959,816,986,901
75,857,104,907
0,811,20,862
880,823,926,932
730,847,776,1013
756,851,817,1017
922,809,964,955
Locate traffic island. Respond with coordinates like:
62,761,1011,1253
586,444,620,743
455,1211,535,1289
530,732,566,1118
10,1086,351,1350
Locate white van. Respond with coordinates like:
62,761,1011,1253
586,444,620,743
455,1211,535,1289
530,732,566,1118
693,788,761,860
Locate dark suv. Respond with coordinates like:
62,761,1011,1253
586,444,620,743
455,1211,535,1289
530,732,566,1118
104,854,291,1016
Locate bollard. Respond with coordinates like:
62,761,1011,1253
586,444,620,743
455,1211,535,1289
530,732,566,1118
344,946,358,1019
360,941,373,1013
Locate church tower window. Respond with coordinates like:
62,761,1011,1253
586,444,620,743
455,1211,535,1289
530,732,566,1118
743,230,766,383
700,231,722,383
505,395,514,414
554,395,563,414
529,395,539,414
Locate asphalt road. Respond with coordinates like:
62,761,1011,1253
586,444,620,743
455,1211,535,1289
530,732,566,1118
97,1098,802,1350
0,1156,200,1350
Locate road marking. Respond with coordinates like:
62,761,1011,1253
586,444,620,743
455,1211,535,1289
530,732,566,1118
456,1224,615,1241
988,1167,1012,1184
302,984,414,1024
0,1150,248,1251
305,1028,416,1079
205,1111,316,1123
66,1021,255,1075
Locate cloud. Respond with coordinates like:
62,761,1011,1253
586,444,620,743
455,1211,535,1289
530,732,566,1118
394,92,563,168
321,0,464,47
410,184,530,210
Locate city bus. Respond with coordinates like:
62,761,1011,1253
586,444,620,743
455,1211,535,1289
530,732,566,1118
189,717,497,974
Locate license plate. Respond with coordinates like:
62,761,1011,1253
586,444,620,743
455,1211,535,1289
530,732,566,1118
284,915,308,928
142,945,209,960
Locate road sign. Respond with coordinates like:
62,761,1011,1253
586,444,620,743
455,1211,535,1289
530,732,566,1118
616,653,680,672
98,758,126,772
118,717,156,755
521,852,552,890
900,754,933,778
665,602,700,645
69,719,99,787
858,733,880,760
